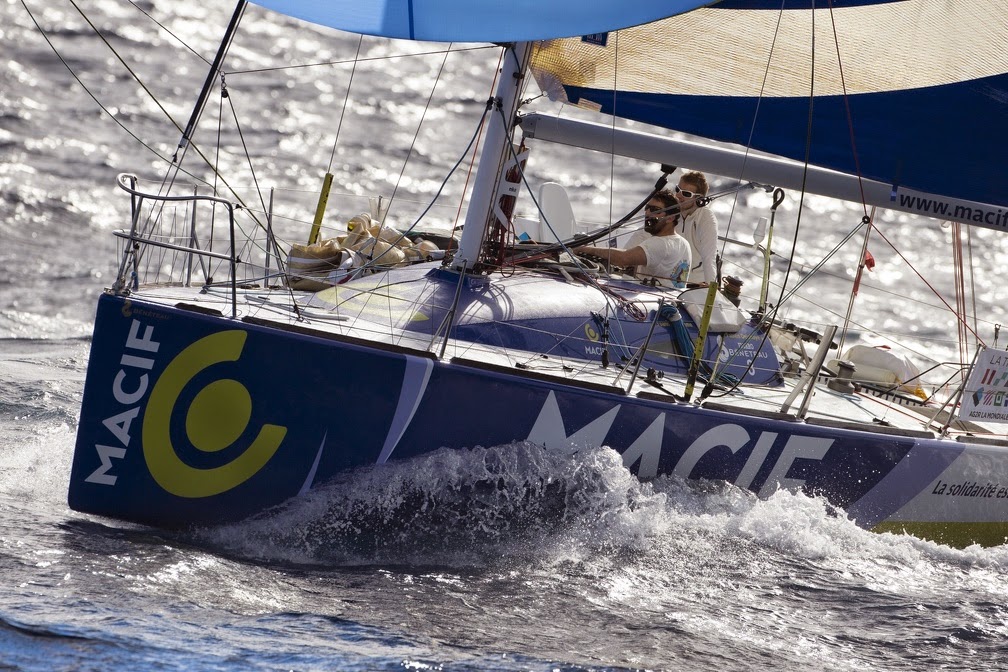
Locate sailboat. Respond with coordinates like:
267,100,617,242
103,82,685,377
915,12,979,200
65,0,1008,548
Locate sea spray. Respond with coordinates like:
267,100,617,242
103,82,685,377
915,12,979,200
199,440,670,567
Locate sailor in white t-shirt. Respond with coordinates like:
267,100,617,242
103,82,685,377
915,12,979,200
574,188,691,288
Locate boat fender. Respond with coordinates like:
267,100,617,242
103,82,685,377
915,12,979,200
841,344,926,398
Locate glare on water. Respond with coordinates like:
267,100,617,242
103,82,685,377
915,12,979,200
2,2,1007,671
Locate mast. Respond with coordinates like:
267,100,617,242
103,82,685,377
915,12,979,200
452,42,534,272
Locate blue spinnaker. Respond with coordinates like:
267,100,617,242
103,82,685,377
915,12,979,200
250,0,713,42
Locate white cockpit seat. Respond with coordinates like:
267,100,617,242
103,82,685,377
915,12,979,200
537,182,577,243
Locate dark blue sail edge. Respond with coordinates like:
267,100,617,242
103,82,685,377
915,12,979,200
561,74,1008,214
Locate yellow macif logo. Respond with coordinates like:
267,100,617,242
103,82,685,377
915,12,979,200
143,330,287,498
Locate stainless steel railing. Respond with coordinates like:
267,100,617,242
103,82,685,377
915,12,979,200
112,173,239,317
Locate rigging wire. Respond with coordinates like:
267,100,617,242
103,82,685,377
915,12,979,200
64,0,189,142
826,0,870,220
718,251,980,376
337,42,456,341
607,31,620,248
334,105,493,279
58,0,297,304
599,30,621,340
954,223,982,368
836,210,873,356
704,1,818,399
735,3,816,367
696,3,789,392
126,0,211,65
770,3,814,327
39,0,256,239
712,0,989,395
718,0,787,259
385,43,454,221
171,1,247,168
869,224,984,345
24,0,272,290
489,105,653,340
953,222,969,372
142,1,249,286
316,108,495,354
777,219,868,306
223,78,272,236
966,225,979,350
697,2,800,396
325,35,364,175
449,49,505,236
20,0,191,176
824,0,882,361
830,0,982,374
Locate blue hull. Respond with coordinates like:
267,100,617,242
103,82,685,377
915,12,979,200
68,293,1008,546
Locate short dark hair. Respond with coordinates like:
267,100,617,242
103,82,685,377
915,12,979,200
653,188,677,208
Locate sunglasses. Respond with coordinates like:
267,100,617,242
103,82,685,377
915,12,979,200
644,204,666,214
675,184,699,199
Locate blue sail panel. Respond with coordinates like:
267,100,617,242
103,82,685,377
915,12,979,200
249,0,712,42
558,76,1008,215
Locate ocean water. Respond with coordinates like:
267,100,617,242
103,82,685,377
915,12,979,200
3,1,1008,670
